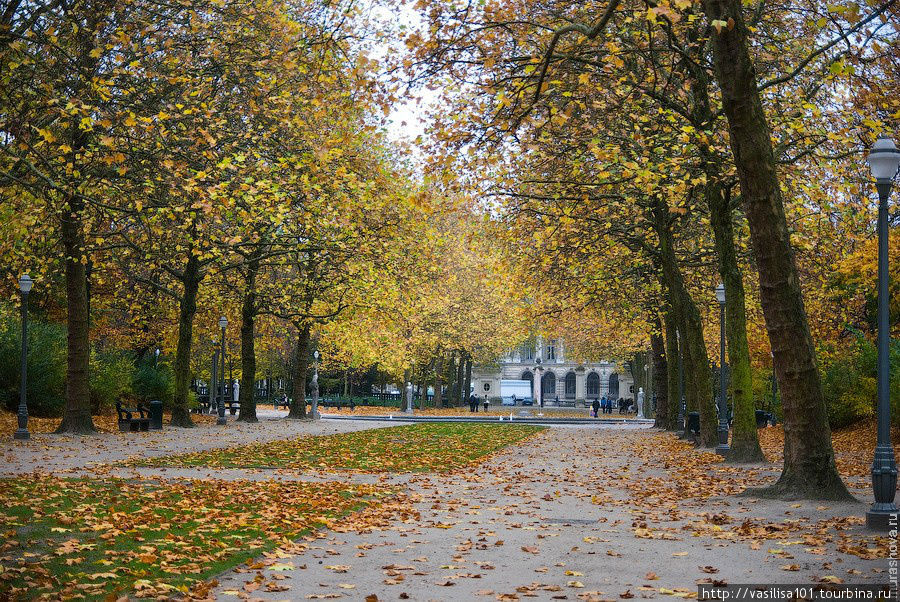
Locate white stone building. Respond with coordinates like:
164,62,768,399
471,337,634,405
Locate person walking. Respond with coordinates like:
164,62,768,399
483,395,489,413
592,397,600,418
469,393,477,413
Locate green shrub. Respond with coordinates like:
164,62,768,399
0,312,66,417
132,359,174,406
819,335,900,429
90,349,135,414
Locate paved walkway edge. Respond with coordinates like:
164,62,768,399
320,414,655,426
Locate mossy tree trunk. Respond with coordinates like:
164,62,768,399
663,307,680,431
238,252,260,423
707,183,764,462
288,324,310,419
651,314,668,428
170,253,200,428
701,0,850,498
433,353,444,408
56,190,96,434
652,197,716,446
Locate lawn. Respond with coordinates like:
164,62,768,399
135,422,544,472
0,475,388,600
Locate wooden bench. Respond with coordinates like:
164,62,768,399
555,400,577,407
116,402,150,432
320,398,356,410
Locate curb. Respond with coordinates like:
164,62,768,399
319,414,656,426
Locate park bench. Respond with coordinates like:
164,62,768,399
116,401,150,432
319,398,356,410
555,400,577,407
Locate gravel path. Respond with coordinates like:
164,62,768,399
208,427,884,601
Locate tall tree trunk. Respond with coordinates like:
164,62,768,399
56,193,96,434
652,199,716,445
651,314,669,428
343,368,349,397
663,307,680,430
170,254,200,427
708,183,764,462
449,353,459,406
433,354,444,408
455,352,466,405
238,253,260,423
288,324,310,419
463,355,472,406
701,0,849,498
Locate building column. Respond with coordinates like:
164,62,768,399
575,370,585,402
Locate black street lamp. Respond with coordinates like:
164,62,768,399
217,316,228,425
14,274,33,440
715,283,729,454
866,135,900,530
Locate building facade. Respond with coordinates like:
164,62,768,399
471,337,634,405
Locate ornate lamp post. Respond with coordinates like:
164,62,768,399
534,356,543,407
866,135,900,530
154,348,160,368
217,316,228,425
715,283,730,454
311,350,320,419
14,274,33,440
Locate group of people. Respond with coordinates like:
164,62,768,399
468,393,489,412
590,396,630,416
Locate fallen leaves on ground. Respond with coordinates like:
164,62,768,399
0,474,391,599
132,423,544,472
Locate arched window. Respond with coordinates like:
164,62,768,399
521,371,534,397
586,372,600,397
564,372,576,398
541,372,556,397
608,372,620,398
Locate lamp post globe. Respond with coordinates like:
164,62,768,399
715,283,729,454
14,274,33,440
217,317,228,425
866,135,900,529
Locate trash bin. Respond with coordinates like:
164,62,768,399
755,409,769,429
687,411,700,435
149,400,163,430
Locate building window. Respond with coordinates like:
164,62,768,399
483,382,491,392
608,372,619,398
522,343,535,360
546,340,556,361
586,372,600,397
541,372,556,397
564,372,576,398
521,371,534,397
